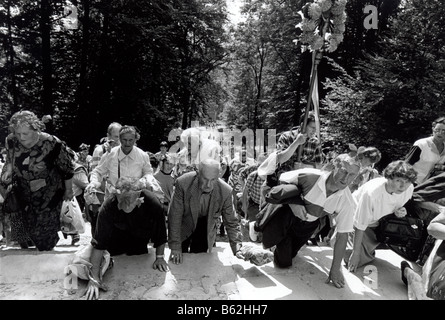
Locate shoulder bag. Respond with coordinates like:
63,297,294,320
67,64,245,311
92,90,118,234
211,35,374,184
375,213,426,261
2,141,22,214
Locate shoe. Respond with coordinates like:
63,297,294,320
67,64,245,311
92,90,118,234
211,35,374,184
19,241,29,249
249,221,258,242
401,260,412,286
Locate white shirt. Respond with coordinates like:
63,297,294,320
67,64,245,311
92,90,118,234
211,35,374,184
412,137,445,184
279,169,357,233
353,177,414,230
90,146,164,201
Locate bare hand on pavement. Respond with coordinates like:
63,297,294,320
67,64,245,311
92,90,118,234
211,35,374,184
169,249,183,265
153,258,169,272
326,268,345,288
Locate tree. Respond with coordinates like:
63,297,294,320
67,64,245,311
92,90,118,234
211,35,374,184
226,0,310,134
323,0,445,168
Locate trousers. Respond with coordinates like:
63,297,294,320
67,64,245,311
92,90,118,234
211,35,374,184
261,204,319,267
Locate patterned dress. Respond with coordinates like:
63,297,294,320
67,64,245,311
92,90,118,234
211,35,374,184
3,133,74,250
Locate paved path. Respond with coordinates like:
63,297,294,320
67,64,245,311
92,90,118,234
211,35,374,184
0,222,411,300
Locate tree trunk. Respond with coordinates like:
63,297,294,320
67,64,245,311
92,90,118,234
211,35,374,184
40,0,53,115
6,0,18,112
181,88,190,129
77,0,90,116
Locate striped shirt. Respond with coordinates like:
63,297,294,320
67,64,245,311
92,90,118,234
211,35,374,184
279,169,356,233
277,128,324,171
245,170,265,205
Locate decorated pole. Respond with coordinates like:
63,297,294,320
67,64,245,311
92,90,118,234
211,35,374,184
294,0,347,163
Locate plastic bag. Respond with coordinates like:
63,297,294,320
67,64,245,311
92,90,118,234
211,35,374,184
65,244,112,281
60,197,86,234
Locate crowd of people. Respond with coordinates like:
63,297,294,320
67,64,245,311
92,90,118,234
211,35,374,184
0,110,445,300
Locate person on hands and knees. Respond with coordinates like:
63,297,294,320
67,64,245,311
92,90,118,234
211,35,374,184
85,176,168,300
168,159,244,264
345,161,417,272
257,153,360,288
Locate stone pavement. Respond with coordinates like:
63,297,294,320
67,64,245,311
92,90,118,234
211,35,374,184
0,222,412,300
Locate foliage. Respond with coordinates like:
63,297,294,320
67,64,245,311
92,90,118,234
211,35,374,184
323,0,445,169
0,0,230,152
0,0,443,166
295,0,347,53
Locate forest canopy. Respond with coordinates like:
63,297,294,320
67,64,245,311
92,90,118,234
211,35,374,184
0,0,444,169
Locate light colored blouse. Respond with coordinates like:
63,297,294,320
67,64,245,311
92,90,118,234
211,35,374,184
411,137,445,184
353,177,414,231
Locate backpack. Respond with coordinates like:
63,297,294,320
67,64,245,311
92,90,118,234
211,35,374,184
375,213,427,261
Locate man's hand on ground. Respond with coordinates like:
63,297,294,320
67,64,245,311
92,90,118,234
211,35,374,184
326,268,345,289
169,249,183,265
153,257,169,272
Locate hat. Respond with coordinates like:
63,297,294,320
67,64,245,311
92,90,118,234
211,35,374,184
160,141,168,147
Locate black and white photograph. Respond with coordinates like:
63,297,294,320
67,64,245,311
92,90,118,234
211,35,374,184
0,0,444,304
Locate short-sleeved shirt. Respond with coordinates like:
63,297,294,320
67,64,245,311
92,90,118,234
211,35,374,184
277,128,324,170
352,177,414,230
406,137,445,184
279,168,356,233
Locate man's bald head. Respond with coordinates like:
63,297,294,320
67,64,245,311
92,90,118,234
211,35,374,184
199,158,220,172
198,159,221,193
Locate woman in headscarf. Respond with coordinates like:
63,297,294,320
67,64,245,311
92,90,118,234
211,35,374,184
0,110,75,250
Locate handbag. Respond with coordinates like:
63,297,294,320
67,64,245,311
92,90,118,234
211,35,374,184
2,143,21,214
2,182,21,213
375,213,426,261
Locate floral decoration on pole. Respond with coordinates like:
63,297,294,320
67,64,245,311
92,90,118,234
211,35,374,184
293,0,347,163
295,0,347,53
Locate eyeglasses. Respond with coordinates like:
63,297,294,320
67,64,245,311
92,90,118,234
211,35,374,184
434,128,445,134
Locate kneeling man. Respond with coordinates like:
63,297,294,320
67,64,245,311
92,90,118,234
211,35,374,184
258,154,360,288
168,159,244,264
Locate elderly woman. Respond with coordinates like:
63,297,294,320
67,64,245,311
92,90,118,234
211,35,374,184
0,110,75,250
346,160,417,272
406,116,445,185
86,176,168,300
